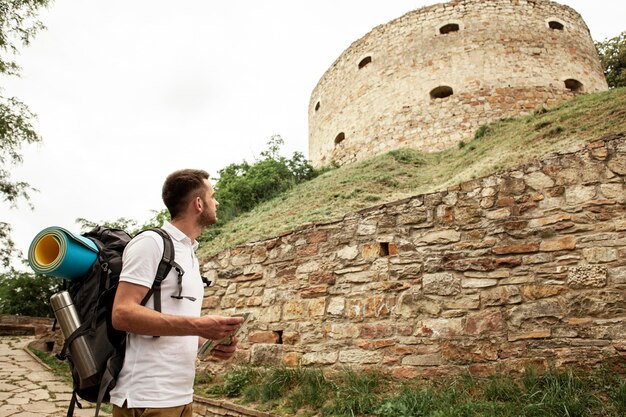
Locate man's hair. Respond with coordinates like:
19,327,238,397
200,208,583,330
162,169,210,219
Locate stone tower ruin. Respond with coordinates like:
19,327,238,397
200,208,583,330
308,0,608,167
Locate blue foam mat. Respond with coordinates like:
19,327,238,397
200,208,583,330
28,227,99,280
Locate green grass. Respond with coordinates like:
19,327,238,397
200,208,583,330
200,365,626,417
198,88,626,259
28,342,73,385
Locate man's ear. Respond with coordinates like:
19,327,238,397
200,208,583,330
195,196,203,212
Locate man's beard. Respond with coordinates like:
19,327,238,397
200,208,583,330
197,198,216,227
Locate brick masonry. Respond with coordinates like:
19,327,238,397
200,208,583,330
200,134,626,378
308,0,608,167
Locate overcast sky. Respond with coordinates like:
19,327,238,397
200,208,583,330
3,1,625,270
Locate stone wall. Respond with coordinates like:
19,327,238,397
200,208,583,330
0,315,53,336
200,134,626,377
308,0,608,167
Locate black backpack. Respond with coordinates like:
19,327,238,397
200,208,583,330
57,226,184,417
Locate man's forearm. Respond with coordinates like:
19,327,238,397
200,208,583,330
112,301,200,337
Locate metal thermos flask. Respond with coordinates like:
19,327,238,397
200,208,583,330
50,291,98,386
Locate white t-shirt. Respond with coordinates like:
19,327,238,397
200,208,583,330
110,222,204,408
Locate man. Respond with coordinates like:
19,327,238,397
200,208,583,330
111,169,243,417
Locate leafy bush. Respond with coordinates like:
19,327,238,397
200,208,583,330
201,135,317,243
596,31,626,88
214,135,316,221
0,270,61,317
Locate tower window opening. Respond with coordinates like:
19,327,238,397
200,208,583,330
334,132,345,145
564,79,583,93
548,21,564,30
430,86,454,100
439,23,460,34
358,56,372,69
315,101,320,112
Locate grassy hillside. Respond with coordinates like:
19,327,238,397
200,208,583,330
198,88,626,259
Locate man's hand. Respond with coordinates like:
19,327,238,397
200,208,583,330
210,337,239,361
196,315,244,341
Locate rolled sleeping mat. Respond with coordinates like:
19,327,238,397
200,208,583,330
28,227,99,280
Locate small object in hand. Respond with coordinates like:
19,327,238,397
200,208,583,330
198,312,252,357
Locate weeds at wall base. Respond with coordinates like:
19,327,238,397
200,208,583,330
197,364,626,417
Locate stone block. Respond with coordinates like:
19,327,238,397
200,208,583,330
508,330,551,341
248,331,280,344
324,322,360,339
414,229,461,245
415,318,463,338
492,242,540,255
600,183,626,203
301,351,338,365
567,265,608,288
565,185,597,205
607,154,626,175
396,291,441,318
308,298,326,317
296,261,321,275
398,210,428,225
500,177,526,195
297,243,319,257
300,285,329,298
464,310,503,335
341,270,377,283
540,236,576,252
423,272,461,295
306,231,328,244
202,296,220,309
442,294,481,310
327,297,345,316
462,278,498,288
481,285,522,306
359,324,395,339
525,171,555,190
508,299,564,327
566,291,626,317
582,247,618,263
486,208,511,220
361,243,384,260
283,352,302,367
402,353,442,366
251,344,283,365
442,340,498,363
357,221,378,236
339,349,383,364
264,304,282,323
251,246,268,263
337,245,359,260
363,296,391,318
283,301,305,320
309,271,336,285
521,285,567,300
357,339,396,350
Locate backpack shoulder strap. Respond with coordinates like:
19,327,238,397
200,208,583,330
137,228,184,312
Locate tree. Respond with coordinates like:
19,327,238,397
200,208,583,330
75,209,170,235
0,270,60,317
213,135,317,223
596,31,626,89
0,0,50,269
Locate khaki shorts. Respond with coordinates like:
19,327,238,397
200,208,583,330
112,402,193,417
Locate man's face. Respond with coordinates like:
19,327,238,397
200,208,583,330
198,180,219,227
